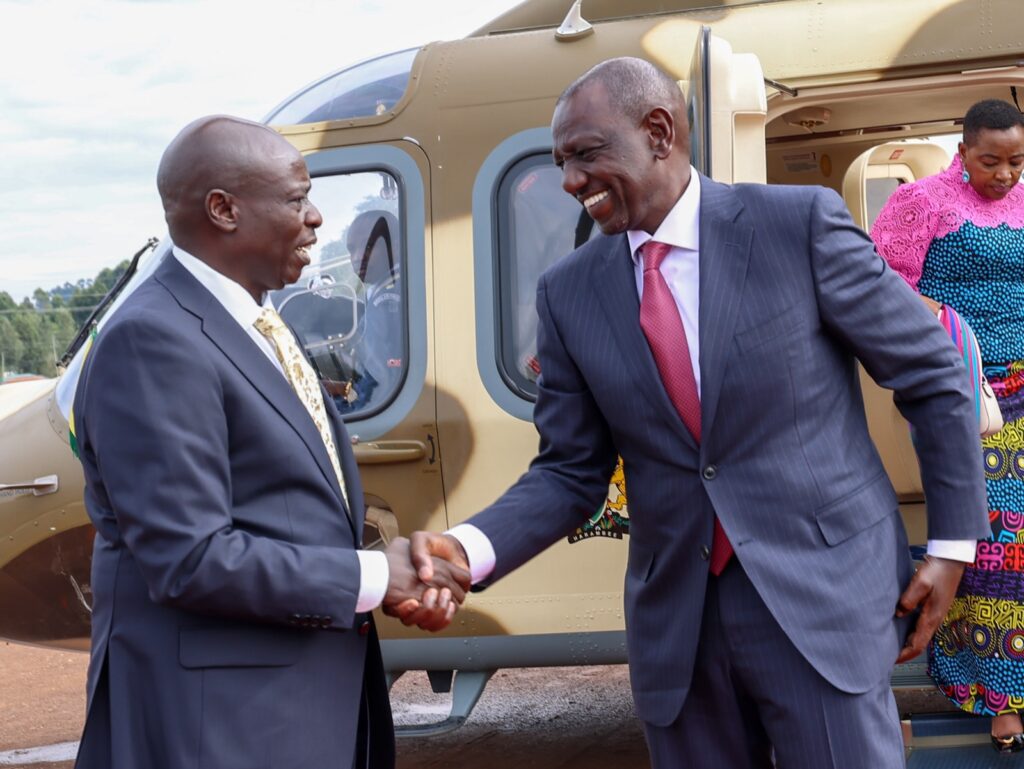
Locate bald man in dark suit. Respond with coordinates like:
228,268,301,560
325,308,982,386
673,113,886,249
72,116,467,769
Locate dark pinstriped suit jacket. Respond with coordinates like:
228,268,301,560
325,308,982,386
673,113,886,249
467,175,989,728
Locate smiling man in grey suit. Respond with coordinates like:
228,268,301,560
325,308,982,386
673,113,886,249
408,58,989,767
71,116,468,769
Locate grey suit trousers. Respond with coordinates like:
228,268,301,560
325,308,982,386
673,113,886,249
643,559,905,769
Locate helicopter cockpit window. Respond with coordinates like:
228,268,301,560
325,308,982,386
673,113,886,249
265,48,417,126
495,153,598,399
270,170,407,420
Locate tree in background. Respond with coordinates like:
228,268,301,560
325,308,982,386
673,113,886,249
0,260,129,379
0,316,25,375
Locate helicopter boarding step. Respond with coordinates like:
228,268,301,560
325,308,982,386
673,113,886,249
905,712,1021,767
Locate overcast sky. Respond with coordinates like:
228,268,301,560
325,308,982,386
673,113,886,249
0,0,521,304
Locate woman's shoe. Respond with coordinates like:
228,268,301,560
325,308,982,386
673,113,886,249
991,733,1024,753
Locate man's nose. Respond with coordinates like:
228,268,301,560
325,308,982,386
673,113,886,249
561,163,586,197
307,202,323,228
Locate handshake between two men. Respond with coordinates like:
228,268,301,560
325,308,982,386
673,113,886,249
381,532,471,632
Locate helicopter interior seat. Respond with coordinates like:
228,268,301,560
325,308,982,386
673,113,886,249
841,140,953,232
276,288,363,391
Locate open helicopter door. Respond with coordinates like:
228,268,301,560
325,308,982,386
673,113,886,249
685,25,767,184
846,142,954,533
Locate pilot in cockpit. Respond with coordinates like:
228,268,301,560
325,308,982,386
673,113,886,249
336,209,404,414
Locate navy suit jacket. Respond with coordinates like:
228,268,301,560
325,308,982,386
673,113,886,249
468,176,989,727
73,256,392,769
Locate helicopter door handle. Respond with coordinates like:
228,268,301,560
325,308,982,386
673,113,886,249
0,475,59,496
353,440,426,465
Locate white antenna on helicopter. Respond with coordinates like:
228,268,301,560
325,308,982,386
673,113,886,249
555,0,594,41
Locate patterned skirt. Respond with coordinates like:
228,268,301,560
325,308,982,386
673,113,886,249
930,360,1024,714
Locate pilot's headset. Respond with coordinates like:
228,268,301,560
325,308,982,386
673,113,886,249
347,210,399,286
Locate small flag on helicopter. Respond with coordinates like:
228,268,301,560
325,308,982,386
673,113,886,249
68,327,98,459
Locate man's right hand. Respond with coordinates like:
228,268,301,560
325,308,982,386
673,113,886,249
381,537,470,632
384,532,472,629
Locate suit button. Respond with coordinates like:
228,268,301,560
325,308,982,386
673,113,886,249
358,621,370,637
700,545,710,560
702,465,717,480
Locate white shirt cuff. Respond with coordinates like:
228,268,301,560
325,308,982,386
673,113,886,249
355,550,389,612
927,539,977,564
448,523,497,585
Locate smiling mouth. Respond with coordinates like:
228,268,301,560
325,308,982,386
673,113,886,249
583,190,609,210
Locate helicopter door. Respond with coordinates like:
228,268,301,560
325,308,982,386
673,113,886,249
686,25,768,184
268,143,445,555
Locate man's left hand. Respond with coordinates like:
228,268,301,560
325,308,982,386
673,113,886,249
895,555,965,664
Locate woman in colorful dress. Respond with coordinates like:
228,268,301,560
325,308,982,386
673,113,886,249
871,98,1024,753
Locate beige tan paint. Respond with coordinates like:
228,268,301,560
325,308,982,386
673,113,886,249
2,0,1021,651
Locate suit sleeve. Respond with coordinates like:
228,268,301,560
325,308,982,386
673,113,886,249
79,316,362,628
807,187,988,541
466,273,618,582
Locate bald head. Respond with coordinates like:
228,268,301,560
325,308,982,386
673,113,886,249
157,115,301,248
557,57,685,126
155,114,321,301
551,57,691,235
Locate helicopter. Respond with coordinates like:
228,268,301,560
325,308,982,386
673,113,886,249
2,0,1022,755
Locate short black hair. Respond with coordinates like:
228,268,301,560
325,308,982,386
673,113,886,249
557,57,683,125
963,99,1024,145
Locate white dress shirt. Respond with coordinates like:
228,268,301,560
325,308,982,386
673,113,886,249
451,168,974,580
173,247,388,612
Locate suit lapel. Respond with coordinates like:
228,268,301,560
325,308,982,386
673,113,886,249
155,258,352,521
592,235,699,450
697,176,753,441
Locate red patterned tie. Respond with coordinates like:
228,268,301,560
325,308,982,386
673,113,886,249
639,241,733,575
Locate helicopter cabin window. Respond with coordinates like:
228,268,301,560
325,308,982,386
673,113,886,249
266,48,417,125
495,153,598,399
270,170,407,420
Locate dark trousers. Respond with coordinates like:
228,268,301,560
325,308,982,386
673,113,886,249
643,560,905,769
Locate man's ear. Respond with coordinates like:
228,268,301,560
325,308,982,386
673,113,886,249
645,106,675,160
206,189,239,233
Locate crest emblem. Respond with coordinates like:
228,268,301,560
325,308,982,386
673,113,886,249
568,458,630,543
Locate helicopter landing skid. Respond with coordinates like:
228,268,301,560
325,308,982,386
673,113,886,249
389,669,495,737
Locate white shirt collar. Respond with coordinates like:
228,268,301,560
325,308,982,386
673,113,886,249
627,167,701,263
172,246,273,327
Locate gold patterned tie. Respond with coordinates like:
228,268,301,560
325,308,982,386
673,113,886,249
254,307,348,507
